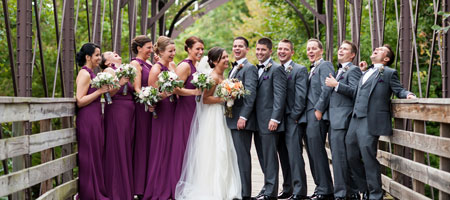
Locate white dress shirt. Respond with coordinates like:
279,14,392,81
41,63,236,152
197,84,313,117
334,62,351,92
309,58,323,79
229,58,247,78
283,60,292,70
258,57,271,78
362,63,383,85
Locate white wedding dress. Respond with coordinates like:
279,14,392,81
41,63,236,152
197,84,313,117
175,57,241,200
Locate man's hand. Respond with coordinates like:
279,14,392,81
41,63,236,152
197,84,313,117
237,118,247,130
268,120,279,132
315,110,322,121
407,94,417,99
325,73,338,87
359,61,368,72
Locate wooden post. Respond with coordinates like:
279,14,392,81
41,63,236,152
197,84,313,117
39,119,53,195
11,122,26,200
413,120,425,195
61,117,73,183
440,123,450,200
393,118,405,187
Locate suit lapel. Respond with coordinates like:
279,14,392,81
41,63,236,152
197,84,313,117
228,66,235,78
258,60,272,86
369,69,382,96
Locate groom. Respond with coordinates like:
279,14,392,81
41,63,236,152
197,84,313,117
254,37,287,200
226,36,260,200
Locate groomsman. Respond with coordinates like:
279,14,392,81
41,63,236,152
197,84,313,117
344,45,415,200
301,38,334,200
276,39,309,200
254,37,287,200
226,36,260,200
324,40,364,200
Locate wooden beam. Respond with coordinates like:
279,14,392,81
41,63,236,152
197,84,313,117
413,120,425,195
381,175,430,200
36,178,78,200
440,123,450,199
39,120,52,195
146,0,175,29
391,100,450,123
299,0,326,24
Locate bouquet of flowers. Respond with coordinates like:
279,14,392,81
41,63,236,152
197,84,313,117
215,78,250,118
191,72,215,102
91,72,119,104
157,71,184,102
135,86,161,118
115,64,137,95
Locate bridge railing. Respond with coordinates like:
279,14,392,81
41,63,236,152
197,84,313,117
0,97,77,199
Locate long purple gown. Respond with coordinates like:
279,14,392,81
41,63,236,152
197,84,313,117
104,65,135,200
169,59,197,196
143,62,177,200
132,58,152,196
76,66,109,200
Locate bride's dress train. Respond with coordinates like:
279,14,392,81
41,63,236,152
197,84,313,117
175,97,241,200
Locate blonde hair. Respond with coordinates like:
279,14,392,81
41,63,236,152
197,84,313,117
154,36,175,55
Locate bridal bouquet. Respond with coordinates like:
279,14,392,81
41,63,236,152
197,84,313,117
115,64,137,95
91,72,119,104
135,86,161,118
191,72,215,102
157,71,184,102
215,78,250,118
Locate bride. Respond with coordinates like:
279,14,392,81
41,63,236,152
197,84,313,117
175,47,242,200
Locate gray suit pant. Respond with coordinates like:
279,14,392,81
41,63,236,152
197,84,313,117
278,117,308,196
305,110,333,195
346,116,381,200
258,132,280,197
330,128,359,197
231,129,264,197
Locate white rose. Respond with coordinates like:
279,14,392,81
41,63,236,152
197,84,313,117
143,90,150,97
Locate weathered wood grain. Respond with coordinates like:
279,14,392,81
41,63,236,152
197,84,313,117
36,178,78,200
381,175,430,200
0,102,75,123
0,153,77,197
392,103,450,123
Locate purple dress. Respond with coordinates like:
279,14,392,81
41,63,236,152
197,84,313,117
76,66,109,200
169,59,197,196
104,65,135,199
132,58,152,195
143,62,177,200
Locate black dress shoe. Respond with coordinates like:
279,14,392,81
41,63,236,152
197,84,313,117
253,190,266,199
347,193,360,200
310,194,334,200
362,192,369,200
334,197,346,200
257,195,277,200
288,195,310,200
278,191,293,199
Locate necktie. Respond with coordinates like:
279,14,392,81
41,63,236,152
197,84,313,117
309,64,314,71
257,64,265,69
232,61,238,67
337,63,342,69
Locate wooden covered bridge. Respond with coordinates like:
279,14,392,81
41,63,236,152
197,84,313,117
0,0,450,199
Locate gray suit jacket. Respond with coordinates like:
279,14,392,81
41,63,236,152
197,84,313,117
350,66,412,136
226,59,259,131
300,60,335,122
330,64,362,129
255,58,287,134
284,61,308,124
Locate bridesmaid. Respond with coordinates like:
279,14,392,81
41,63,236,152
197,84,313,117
75,43,109,200
143,36,178,200
100,51,135,200
169,36,204,195
129,35,154,198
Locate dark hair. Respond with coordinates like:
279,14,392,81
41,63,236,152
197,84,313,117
184,36,204,52
280,39,294,51
99,53,108,70
207,47,225,68
342,40,358,55
257,37,272,50
234,36,249,48
76,43,100,67
154,36,175,55
132,35,152,54
307,38,323,50
383,44,395,66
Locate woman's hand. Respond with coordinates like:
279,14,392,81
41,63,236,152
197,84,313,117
97,85,110,94
119,77,129,86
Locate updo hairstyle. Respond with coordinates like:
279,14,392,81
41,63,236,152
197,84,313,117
207,47,225,69
76,43,100,67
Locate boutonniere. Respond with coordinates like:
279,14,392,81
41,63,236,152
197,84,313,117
378,78,384,83
377,66,385,77
263,75,269,80
339,76,344,80
264,63,272,72
288,75,292,80
238,64,243,70
343,65,350,72
286,65,293,73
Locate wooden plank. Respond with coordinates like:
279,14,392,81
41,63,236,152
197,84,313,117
440,123,450,200
29,103,75,122
36,178,78,200
0,153,77,197
381,175,430,200
378,150,450,194
0,97,75,104
392,103,450,123
39,120,53,195
0,103,29,123
11,122,27,200
0,128,76,160
61,117,74,183
29,128,76,154
392,98,450,104
413,120,425,194
380,129,450,159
